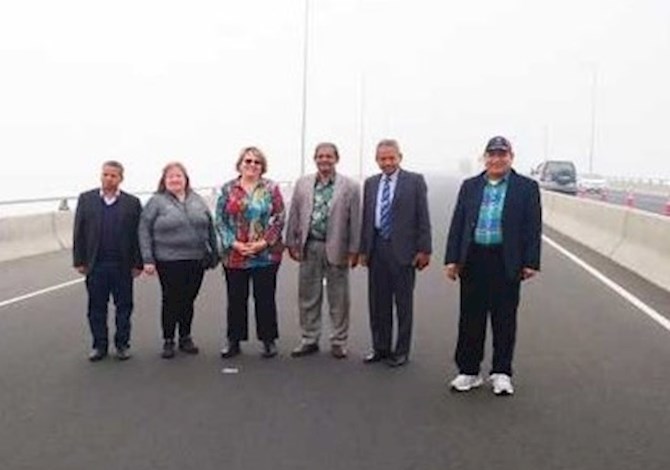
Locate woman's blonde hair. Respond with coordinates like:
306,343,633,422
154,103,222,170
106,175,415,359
235,146,268,175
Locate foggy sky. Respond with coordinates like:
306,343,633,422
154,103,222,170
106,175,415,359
1,0,669,199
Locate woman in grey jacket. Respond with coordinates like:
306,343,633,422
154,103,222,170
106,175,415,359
139,162,217,359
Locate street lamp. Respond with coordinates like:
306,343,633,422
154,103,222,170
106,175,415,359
588,65,598,174
299,0,310,176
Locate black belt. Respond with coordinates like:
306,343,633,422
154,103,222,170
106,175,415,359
472,243,502,253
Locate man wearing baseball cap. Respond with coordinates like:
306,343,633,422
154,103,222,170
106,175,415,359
443,136,542,395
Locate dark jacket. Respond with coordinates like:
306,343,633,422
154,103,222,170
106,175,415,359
444,169,542,280
72,189,143,271
360,169,432,266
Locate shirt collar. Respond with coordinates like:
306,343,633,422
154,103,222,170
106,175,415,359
315,172,336,186
234,177,263,190
482,170,510,186
99,188,120,204
382,168,400,182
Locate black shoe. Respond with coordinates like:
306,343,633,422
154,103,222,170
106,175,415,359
330,344,348,359
262,341,277,358
178,337,199,355
363,350,388,364
290,342,319,357
220,340,241,359
88,348,108,362
385,354,409,368
115,347,132,361
161,340,176,359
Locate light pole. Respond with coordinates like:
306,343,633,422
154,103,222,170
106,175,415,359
588,65,598,174
358,74,366,182
299,0,310,176
543,125,549,160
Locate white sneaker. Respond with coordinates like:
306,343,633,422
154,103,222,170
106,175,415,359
489,373,514,396
449,374,484,392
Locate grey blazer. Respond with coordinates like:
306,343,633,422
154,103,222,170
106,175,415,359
285,173,361,266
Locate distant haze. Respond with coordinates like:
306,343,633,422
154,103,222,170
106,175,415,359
1,0,669,200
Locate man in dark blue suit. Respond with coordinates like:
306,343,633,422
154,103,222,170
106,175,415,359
444,136,541,395
73,161,143,362
360,139,432,367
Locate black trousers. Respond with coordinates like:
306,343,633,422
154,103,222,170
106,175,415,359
156,260,205,341
368,236,416,356
455,245,520,376
224,264,279,342
85,261,134,350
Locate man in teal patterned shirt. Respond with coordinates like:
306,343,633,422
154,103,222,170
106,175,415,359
286,143,361,359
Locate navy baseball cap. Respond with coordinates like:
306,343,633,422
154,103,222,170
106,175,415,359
485,136,512,153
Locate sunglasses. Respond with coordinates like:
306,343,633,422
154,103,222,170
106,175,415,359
243,158,262,166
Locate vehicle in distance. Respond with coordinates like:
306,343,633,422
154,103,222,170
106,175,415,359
577,173,607,195
531,160,578,195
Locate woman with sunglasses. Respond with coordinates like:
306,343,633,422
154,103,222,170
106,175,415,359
215,146,285,359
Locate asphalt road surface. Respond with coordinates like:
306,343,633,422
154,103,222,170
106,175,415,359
1,176,669,470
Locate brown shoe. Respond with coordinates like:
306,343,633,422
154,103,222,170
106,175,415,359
178,337,200,355
331,344,347,359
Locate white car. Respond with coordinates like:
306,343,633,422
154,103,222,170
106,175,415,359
577,173,607,194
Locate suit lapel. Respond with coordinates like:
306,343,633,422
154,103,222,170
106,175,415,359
370,174,381,212
92,190,104,224
502,170,518,222
391,169,405,212
304,174,316,221
474,174,486,208
328,174,344,217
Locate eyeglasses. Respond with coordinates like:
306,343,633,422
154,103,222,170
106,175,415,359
243,158,262,166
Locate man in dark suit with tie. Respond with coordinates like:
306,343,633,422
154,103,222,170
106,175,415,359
360,139,432,367
444,136,541,395
73,161,143,362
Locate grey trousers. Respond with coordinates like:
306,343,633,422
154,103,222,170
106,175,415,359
298,240,350,346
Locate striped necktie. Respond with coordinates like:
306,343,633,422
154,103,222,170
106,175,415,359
380,175,392,239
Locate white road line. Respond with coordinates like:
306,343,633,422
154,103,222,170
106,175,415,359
0,278,84,309
543,235,670,333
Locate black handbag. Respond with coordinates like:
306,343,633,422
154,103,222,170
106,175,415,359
197,211,220,270
201,239,220,270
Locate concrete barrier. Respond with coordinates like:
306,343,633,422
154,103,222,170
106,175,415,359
52,211,74,250
542,190,670,292
0,213,73,262
612,210,670,291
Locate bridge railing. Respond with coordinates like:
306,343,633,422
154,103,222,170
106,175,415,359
606,177,670,196
0,182,294,263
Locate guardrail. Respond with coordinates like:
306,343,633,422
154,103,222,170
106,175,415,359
542,190,670,292
0,182,294,263
606,177,670,196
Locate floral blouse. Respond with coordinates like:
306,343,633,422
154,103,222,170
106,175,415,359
215,177,285,269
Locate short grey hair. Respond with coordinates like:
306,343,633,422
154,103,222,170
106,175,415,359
376,139,402,157
102,160,124,177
